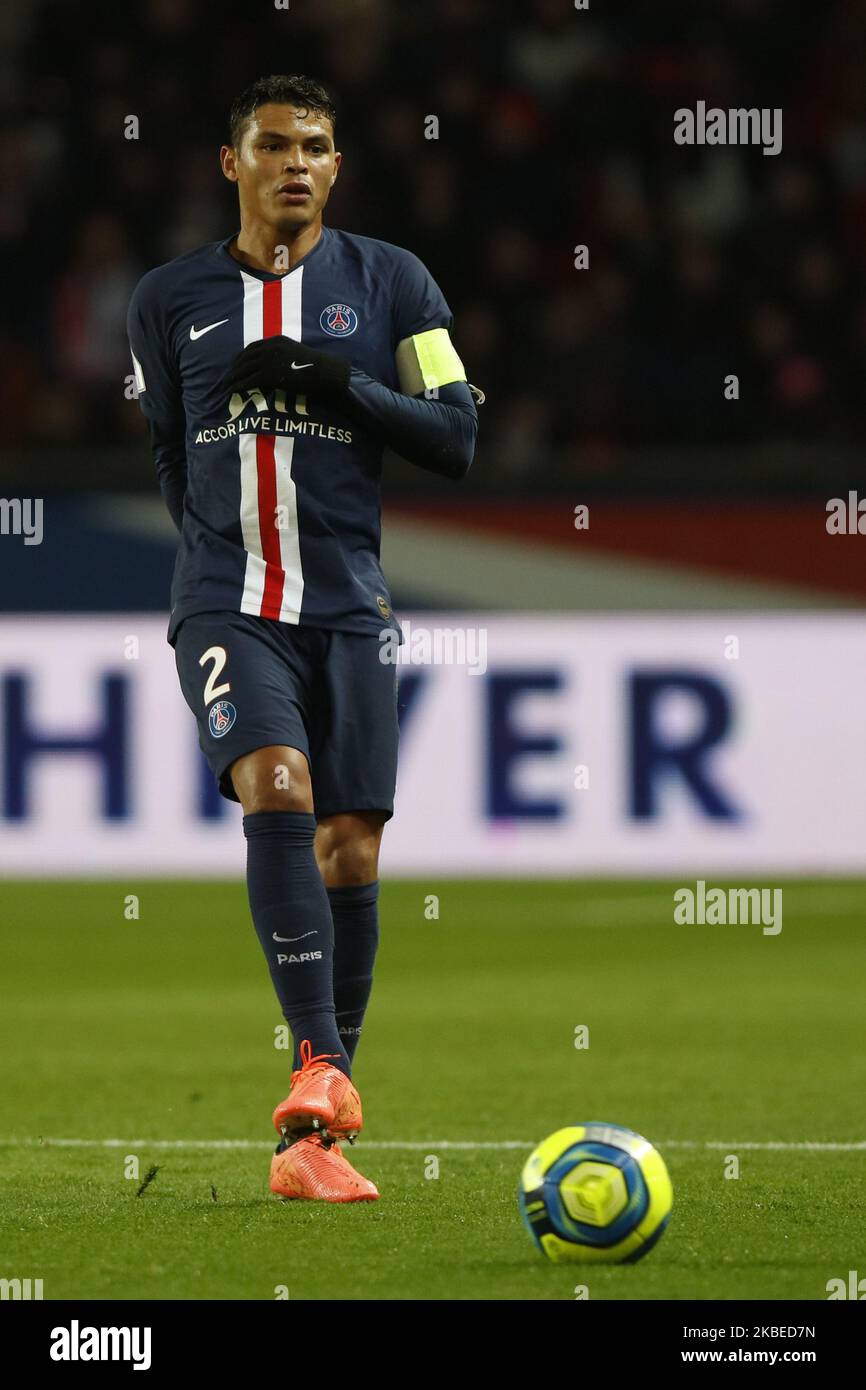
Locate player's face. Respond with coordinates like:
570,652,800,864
221,104,340,227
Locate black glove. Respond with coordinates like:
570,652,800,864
224,335,351,401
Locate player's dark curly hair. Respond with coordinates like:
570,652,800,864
229,75,337,149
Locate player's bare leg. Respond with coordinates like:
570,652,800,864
315,810,387,888
231,744,313,815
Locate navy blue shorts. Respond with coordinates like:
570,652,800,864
174,611,399,817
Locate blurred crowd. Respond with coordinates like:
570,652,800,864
3,0,866,487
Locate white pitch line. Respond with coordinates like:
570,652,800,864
1,1137,864,1152
659,1140,866,1151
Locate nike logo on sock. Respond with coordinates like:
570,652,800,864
190,319,229,340
271,930,317,943
291,362,313,370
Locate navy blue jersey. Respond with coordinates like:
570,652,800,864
127,228,456,643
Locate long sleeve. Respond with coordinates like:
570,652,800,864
153,447,188,532
359,247,480,481
127,274,188,533
345,372,477,480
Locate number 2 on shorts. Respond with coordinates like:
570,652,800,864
199,646,231,706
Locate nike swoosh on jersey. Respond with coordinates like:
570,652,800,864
291,362,314,370
190,318,229,340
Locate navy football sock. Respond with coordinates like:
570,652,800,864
243,810,350,1077
328,880,380,1066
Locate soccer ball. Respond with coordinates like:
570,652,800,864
518,1122,672,1263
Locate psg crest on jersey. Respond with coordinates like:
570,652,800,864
208,700,237,739
320,303,358,337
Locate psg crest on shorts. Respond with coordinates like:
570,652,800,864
320,303,358,337
208,700,237,739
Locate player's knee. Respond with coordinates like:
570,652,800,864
316,816,384,885
327,843,379,885
231,746,313,815
242,786,312,814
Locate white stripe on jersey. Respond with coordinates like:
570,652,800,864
280,264,304,336
273,434,303,623
241,270,263,352
238,431,266,617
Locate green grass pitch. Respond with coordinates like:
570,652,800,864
0,878,863,1301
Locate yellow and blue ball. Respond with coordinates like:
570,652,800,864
518,1122,672,1264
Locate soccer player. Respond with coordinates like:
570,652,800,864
127,75,479,1202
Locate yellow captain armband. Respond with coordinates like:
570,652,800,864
395,327,467,396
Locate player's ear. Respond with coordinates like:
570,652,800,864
330,151,341,186
220,145,239,183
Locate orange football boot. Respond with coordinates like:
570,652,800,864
269,1133,379,1202
272,1039,363,1142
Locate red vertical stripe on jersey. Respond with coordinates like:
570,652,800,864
258,278,285,619
263,277,282,339
257,433,285,619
